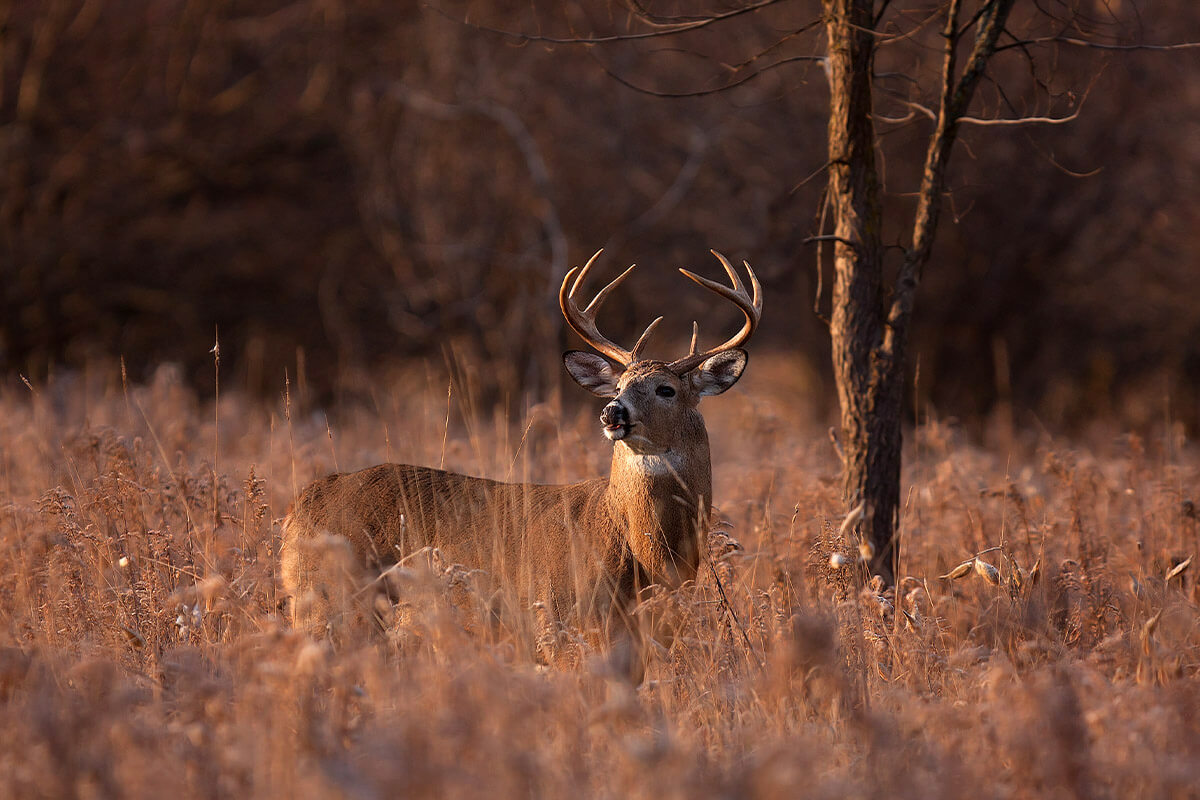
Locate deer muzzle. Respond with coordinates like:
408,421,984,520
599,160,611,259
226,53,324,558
600,401,631,441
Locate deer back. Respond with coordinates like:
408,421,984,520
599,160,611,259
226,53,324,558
282,464,641,626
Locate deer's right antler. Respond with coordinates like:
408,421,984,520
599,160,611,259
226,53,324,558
668,251,762,375
560,250,662,367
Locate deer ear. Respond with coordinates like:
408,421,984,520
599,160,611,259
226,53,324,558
691,349,748,397
563,351,621,397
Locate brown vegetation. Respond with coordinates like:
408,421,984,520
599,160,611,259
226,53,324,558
2,362,1198,797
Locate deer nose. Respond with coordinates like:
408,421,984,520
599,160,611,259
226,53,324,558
600,401,628,427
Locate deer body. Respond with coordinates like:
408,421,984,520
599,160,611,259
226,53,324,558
280,251,761,676
281,416,709,635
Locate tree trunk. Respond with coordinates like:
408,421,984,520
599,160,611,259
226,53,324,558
822,0,1017,584
823,0,901,583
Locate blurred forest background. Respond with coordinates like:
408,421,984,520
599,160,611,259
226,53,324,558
2,0,1198,429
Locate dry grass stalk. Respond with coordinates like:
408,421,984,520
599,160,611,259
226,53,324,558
0,364,1197,797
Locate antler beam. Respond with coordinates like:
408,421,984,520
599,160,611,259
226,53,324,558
560,249,760,371
560,250,663,366
668,251,762,375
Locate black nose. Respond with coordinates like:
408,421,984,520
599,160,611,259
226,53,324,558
600,402,628,427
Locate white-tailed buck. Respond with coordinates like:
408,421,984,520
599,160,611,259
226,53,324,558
280,250,761,679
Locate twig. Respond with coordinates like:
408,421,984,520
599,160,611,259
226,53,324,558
705,555,765,672
440,381,452,470
599,55,823,99
998,36,1200,53
433,0,792,45
804,234,861,250
828,426,845,465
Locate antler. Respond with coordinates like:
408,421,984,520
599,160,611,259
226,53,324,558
560,250,663,366
668,251,762,375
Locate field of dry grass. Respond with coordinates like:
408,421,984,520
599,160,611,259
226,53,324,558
1,357,1198,799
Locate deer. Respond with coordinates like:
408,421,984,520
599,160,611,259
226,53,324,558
279,249,761,680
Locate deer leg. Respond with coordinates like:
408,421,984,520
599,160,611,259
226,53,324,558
281,528,374,643
598,606,650,685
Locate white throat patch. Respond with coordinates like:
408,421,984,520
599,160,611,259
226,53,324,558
623,449,683,476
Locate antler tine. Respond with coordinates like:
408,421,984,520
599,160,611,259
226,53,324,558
713,250,744,295
559,250,640,366
630,316,664,362
566,249,601,296
669,251,762,375
688,321,700,356
575,253,634,315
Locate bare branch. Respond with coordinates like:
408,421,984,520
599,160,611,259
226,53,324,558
954,4,991,41
958,107,1081,126
873,0,895,28
975,64,1098,127
873,70,920,86
791,159,834,192
884,99,937,122
847,8,943,46
804,234,863,250
433,0,793,45
730,19,824,71
884,0,1019,360
873,110,923,125
624,0,731,26
879,97,1081,126
599,54,824,99
997,36,1200,53
812,186,831,325
949,0,1019,121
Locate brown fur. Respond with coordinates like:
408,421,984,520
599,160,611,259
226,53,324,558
279,359,742,678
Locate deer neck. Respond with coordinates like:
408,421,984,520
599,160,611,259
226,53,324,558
604,421,711,587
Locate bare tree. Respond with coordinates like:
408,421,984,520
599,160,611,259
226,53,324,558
818,0,1196,581
823,0,1018,582
456,0,1198,583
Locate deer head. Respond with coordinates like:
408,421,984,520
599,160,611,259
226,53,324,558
560,250,762,458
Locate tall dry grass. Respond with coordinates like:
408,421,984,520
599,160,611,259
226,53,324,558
1,358,1198,798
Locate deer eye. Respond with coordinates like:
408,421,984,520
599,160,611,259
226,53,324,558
655,385,676,398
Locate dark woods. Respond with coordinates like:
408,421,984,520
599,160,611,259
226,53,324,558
3,0,1198,428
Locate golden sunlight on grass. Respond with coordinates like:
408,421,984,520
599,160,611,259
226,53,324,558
1,359,1198,798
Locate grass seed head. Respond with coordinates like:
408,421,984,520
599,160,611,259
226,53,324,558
1165,555,1192,582
1028,558,1042,586
973,558,1001,585
1141,608,1165,655
858,538,876,562
940,560,973,580
904,586,926,612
